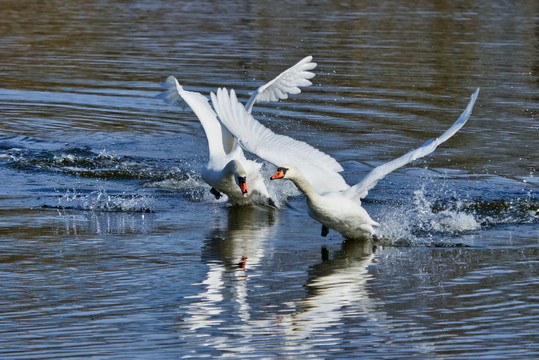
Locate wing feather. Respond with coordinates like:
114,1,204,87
156,75,190,110
347,88,480,199
245,56,317,113
212,88,349,193
157,76,234,156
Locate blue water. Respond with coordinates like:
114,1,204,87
0,0,537,358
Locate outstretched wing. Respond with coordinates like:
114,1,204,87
347,88,480,200
212,88,350,194
157,76,235,156
157,75,190,110
245,56,317,113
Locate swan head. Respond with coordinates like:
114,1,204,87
236,175,248,197
270,165,299,181
226,160,249,197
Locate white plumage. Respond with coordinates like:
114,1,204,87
159,76,270,204
158,56,318,204
211,88,348,195
212,87,480,238
245,56,316,113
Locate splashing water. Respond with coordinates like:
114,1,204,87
54,189,154,213
376,185,480,244
261,161,301,206
145,161,301,207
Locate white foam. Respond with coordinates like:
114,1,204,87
375,186,479,243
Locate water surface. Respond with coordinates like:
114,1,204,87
1,0,537,359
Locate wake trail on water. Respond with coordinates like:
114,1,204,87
0,136,297,209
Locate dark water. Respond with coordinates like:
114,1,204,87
1,0,537,358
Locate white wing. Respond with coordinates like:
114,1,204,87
157,76,235,156
157,75,190,110
212,88,350,194
245,56,317,113
347,88,480,200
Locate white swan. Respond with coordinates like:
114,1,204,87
158,56,317,205
211,87,480,238
160,77,270,204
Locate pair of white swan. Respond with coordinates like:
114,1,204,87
160,56,479,239
158,56,317,206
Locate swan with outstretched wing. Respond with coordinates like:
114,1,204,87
157,56,317,204
245,55,316,113
159,77,272,205
212,87,480,238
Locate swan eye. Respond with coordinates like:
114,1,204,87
277,167,288,176
270,167,288,180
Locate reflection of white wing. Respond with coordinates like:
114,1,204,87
212,88,350,194
245,56,317,113
347,88,480,200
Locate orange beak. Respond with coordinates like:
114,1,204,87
270,169,285,180
238,177,248,197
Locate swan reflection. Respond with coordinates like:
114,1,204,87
181,212,430,356
286,239,380,337
281,240,436,358
183,205,277,331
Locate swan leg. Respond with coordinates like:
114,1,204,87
210,187,222,200
321,225,329,237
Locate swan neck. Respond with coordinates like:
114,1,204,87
224,160,245,177
290,173,318,199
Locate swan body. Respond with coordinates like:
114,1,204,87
213,87,480,238
273,165,379,237
158,56,317,205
